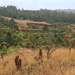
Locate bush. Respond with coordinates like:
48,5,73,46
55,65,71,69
15,45,22,49
1,45,8,54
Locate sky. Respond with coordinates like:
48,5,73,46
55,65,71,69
0,0,75,10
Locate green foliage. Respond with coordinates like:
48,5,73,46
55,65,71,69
49,28,71,33
8,18,16,28
0,45,8,54
28,33,45,48
28,34,39,46
5,32,12,44
0,6,75,24
6,45,22,54
37,46,43,50
42,25,49,32
0,17,19,31
15,45,22,49
11,33,22,45
72,33,75,37
0,27,8,43
63,39,71,47
55,36,64,46
5,32,22,45
0,17,4,23
1,5,75,55
7,5,17,11
31,25,38,29
23,32,30,39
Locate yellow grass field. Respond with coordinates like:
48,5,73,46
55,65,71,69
0,48,75,75
0,16,51,28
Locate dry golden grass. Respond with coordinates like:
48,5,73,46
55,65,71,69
0,48,75,75
0,16,50,28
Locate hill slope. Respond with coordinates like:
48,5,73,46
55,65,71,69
0,16,51,28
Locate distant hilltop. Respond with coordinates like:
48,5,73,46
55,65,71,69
0,16,53,28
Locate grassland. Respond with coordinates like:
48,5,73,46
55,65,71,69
0,16,50,28
0,48,75,75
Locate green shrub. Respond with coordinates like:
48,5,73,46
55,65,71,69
1,45,8,54
15,45,22,49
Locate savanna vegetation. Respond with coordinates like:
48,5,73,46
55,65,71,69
0,5,75,75
0,6,75,24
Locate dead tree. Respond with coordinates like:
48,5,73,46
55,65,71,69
15,55,22,70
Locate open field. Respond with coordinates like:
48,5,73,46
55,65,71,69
0,16,51,28
0,48,75,75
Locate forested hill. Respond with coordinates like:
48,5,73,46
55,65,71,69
0,5,75,24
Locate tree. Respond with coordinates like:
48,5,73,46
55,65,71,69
31,25,38,29
7,5,17,11
0,45,8,54
5,32,12,45
8,18,16,29
42,25,48,32
43,34,57,59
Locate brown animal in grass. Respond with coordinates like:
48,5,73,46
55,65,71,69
15,55,22,70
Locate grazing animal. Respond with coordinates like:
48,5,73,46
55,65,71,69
15,55,22,70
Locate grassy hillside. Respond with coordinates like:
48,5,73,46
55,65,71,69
0,16,51,28
0,48,75,75
0,14,75,75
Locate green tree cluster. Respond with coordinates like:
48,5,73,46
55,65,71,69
0,6,75,24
